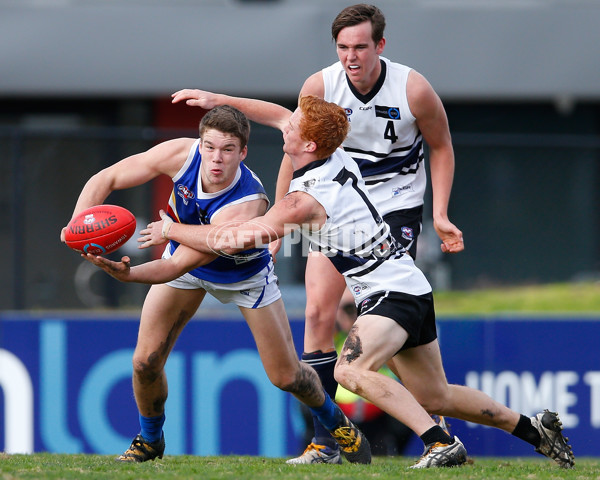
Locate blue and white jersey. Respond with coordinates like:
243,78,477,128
322,56,425,216
165,139,271,284
288,148,431,304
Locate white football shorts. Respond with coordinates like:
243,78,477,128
163,249,281,309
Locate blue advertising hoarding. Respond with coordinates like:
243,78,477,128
0,313,598,458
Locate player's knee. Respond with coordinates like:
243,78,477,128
305,301,337,332
414,390,448,414
420,399,444,415
270,371,298,392
132,353,164,384
305,303,323,324
334,363,360,394
264,363,299,392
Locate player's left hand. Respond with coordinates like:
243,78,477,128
434,218,464,253
138,210,172,249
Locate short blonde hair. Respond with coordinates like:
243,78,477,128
298,95,349,159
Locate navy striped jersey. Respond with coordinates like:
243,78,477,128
287,148,431,303
322,56,425,216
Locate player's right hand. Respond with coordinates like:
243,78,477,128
82,254,132,281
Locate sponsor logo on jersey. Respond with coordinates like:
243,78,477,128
177,184,195,205
239,289,251,296
302,178,317,190
401,226,414,241
352,283,371,295
392,185,413,197
359,106,372,111
375,105,401,120
233,251,263,264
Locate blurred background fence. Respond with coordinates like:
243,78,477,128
1,99,599,310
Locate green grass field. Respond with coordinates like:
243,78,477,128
1,454,598,480
434,281,600,315
2,283,598,479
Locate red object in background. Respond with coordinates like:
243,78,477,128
338,400,384,423
151,98,207,258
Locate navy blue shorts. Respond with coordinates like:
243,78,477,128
383,205,423,259
357,290,437,352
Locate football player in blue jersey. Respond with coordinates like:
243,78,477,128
65,105,372,464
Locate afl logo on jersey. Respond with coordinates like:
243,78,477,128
344,108,353,121
375,105,401,120
177,184,195,205
401,226,414,241
352,283,371,295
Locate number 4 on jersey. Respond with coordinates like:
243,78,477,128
384,120,399,143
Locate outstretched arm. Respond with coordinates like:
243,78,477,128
82,243,216,284
89,194,269,284
408,70,464,253
172,89,292,132
61,138,194,242
139,192,325,257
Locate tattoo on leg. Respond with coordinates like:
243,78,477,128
160,309,189,359
138,310,189,385
138,352,161,385
341,325,363,364
481,409,495,418
283,364,324,406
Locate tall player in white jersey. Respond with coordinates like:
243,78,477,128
322,56,425,217
142,95,574,469
290,6,464,461
171,3,463,462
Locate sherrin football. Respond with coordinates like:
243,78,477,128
64,204,136,255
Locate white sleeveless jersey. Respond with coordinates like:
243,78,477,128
322,56,425,216
288,149,431,303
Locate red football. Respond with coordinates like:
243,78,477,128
64,204,136,255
